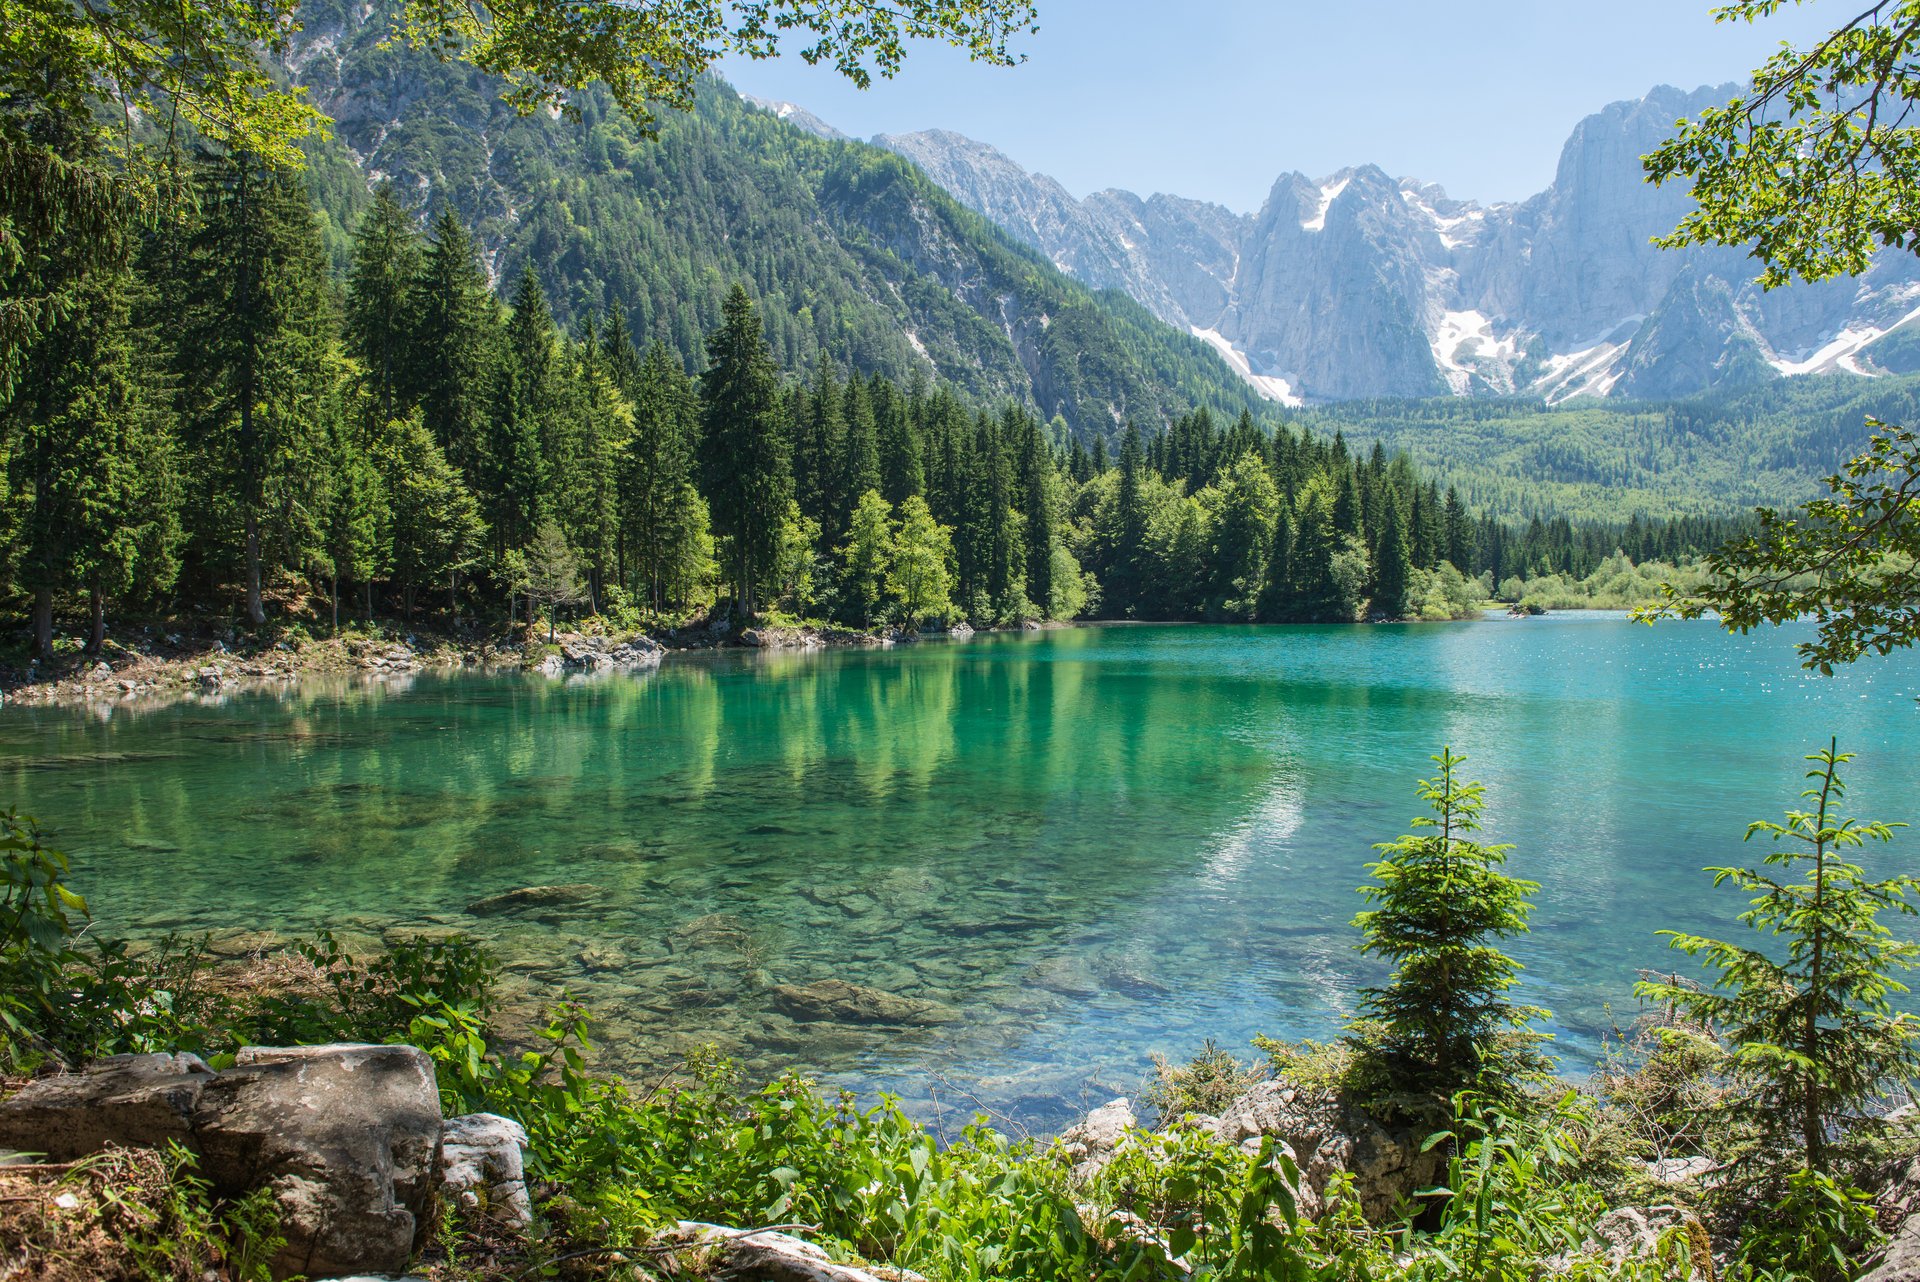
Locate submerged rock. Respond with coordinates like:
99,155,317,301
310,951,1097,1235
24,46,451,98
465,883,603,918
769,979,956,1026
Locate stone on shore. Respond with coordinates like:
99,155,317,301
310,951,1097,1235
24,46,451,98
438,1112,532,1229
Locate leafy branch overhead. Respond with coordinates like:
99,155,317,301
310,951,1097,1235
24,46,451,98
1647,0,1920,287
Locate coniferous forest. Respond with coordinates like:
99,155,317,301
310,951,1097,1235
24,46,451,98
0,157,1760,656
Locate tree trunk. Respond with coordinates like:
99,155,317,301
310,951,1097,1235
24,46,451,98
89,591,105,653
364,581,373,624
32,584,53,658
331,573,340,638
450,569,459,620
244,509,266,626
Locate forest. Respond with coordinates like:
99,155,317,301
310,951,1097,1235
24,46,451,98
0,157,1764,657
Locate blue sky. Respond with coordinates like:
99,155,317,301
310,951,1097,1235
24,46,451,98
720,0,1839,211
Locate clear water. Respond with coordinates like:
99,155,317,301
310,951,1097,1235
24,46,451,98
4,617,1917,1128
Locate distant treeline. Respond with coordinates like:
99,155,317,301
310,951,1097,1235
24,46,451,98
0,158,1753,653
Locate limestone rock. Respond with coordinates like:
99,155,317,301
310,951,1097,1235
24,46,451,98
439,1113,532,1229
0,1053,215,1161
1645,1154,1717,1186
194,1044,443,1279
1059,1097,1136,1179
1211,1078,1438,1221
1587,1205,1712,1276
769,979,956,1026
661,1222,892,1282
465,883,603,918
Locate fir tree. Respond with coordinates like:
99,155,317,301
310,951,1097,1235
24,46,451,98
1372,490,1413,621
700,285,792,615
407,209,498,480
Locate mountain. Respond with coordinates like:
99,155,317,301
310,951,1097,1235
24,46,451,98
280,0,1269,439
879,86,1920,405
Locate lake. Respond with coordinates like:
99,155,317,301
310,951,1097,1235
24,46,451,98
4,616,1917,1129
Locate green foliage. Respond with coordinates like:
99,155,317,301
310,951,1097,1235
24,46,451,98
1728,1168,1883,1282
1143,1039,1266,1121
890,494,955,628
1638,741,1919,1179
1351,749,1548,1118
0,807,86,1060
1642,420,1920,673
1643,1,1920,289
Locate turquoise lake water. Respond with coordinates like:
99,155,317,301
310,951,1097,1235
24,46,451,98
3,616,1917,1127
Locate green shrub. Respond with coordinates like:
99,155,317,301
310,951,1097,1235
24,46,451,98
1144,1039,1265,1121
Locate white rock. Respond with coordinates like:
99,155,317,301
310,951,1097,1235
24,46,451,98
439,1112,532,1228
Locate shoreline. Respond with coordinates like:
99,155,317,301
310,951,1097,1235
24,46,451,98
0,607,1647,710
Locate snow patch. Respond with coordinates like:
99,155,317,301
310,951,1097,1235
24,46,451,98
1431,310,1522,396
1190,327,1302,405
1301,178,1350,233
1768,303,1920,376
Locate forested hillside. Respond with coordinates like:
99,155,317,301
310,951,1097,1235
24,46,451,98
1305,373,1920,522
283,0,1266,439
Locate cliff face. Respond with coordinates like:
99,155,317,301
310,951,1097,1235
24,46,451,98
879,84,1920,404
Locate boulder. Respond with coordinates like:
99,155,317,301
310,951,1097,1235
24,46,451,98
769,979,956,1026
193,1044,444,1280
439,1113,532,1229
607,637,664,667
1211,1078,1439,1221
1059,1097,1136,1180
2,1044,444,1281
1645,1154,1717,1186
0,1052,215,1161
465,883,603,918
1585,1205,1713,1277
659,1222,893,1282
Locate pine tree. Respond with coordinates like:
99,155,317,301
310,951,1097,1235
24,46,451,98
838,374,881,537
1639,742,1918,1181
407,209,498,480
1018,415,1055,618
525,516,584,642
491,266,557,557
622,342,702,613
699,285,792,615
876,374,924,504
1286,476,1342,623
376,412,487,620
1206,453,1278,621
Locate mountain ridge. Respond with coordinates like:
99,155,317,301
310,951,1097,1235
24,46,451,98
874,84,1920,405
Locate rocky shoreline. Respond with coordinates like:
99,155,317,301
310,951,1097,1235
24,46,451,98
0,618,994,709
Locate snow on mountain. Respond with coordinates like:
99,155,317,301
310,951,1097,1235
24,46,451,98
873,84,1920,404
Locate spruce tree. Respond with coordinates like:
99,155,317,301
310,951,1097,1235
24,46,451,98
1372,490,1413,621
1352,747,1547,1118
699,285,792,615
623,342,701,613
344,186,419,425
407,209,498,480
1639,742,1918,1180
170,153,334,627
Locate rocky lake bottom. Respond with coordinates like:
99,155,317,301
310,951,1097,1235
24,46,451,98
6,618,1918,1131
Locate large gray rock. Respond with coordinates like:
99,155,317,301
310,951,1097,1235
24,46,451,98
1588,1205,1711,1277
0,1044,443,1280
439,1112,532,1228
0,1052,215,1160
194,1044,444,1279
1211,1078,1439,1221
